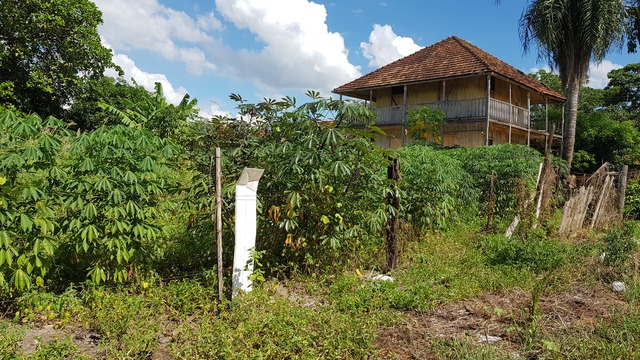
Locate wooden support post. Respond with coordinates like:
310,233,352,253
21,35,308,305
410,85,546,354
527,92,531,146
441,81,446,147
509,83,512,124
385,158,400,272
402,85,407,146
485,75,491,146
560,105,565,155
215,148,224,302
619,165,629,215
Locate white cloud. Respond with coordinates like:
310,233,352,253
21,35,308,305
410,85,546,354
529,61,622,89
588,60,622,89
529,65,554,74
200,101,232,119
360,24,422,68
94,0,218,75
214,0,361,96
96,0,362,99
105,51,189,106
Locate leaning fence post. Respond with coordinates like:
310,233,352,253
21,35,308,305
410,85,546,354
232,168,264,298
619,164,629,215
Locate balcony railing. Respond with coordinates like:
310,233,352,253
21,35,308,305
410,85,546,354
370,98,543,129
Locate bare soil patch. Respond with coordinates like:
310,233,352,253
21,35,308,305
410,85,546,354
374,280,625,359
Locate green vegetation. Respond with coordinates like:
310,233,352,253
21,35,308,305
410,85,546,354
0,0,113,117
1,4,639,357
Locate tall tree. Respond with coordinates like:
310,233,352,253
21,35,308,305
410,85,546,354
518,0,626,170
0,0,114,117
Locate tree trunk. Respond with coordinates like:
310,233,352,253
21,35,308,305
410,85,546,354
562,79,580,171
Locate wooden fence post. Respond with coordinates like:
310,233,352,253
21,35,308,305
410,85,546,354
215,147,223,301
385,157,400,272
619,164,629,215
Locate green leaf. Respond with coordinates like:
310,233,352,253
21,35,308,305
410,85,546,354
82,203,98,220
20,214,34,232
11,269,30,290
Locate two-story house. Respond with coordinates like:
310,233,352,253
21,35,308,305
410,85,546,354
333,36,566,150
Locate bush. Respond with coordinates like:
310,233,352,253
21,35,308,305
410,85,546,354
625,176,640,220
447,144,546,216
398,145,478,231
602,222,638,268
185,94,390,275
481,230,570,273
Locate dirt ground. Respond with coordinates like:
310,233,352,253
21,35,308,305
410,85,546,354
374,280,626,359
10,277,627,359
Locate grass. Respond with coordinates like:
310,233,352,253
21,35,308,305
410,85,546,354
0,221,637,359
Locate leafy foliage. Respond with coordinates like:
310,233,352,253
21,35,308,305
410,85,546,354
625,177,640,220
64,76,153,130
0,0,114,117
480,231,570,273
398,145,478,231
575,110,640,172
183,92,389,275
0,109,180,293
98,82,198,139
0,111,71,292
405,106,445,144
57,126,180,284
446,144,546,215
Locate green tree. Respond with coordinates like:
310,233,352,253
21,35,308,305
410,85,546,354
626,0,640,53
604,62,640,125
65,77,152,130
0,0,114,117
99,82,198,139
574,110,640,172
518,0,627,170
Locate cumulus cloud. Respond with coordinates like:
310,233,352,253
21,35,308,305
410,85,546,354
94,0,218,75
104,51,189,106
214,0,361,95
588,60,622,89
360,24,422,68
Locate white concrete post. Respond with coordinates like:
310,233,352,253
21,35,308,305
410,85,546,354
232,167,264,298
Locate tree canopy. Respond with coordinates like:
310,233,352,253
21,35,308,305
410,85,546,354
0,0,114,117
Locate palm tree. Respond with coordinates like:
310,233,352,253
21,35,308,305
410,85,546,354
517,0,627,170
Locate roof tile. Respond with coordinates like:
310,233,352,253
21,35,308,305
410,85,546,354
333,36,565,101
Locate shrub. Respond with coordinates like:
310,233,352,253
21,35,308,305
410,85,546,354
447,144,546,216
398,145,478,231
625,176,640,220
602,222,638,268
185,93,390,275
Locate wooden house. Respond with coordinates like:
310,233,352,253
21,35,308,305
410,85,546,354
333,36,566,150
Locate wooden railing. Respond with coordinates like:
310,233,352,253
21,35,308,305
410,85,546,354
371,98,536,128
488,98,530,127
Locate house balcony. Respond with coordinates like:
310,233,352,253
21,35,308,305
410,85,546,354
369,98,561,136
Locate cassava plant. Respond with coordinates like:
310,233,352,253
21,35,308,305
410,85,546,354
58,125,180,284
0,111,71,292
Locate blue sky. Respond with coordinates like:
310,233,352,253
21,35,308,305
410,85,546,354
93,0,638,117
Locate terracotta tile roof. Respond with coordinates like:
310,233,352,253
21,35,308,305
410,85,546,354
333,36,565,102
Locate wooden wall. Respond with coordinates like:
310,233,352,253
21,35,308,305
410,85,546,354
446,76,486,101
407,82,439,104
442,121,485,147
